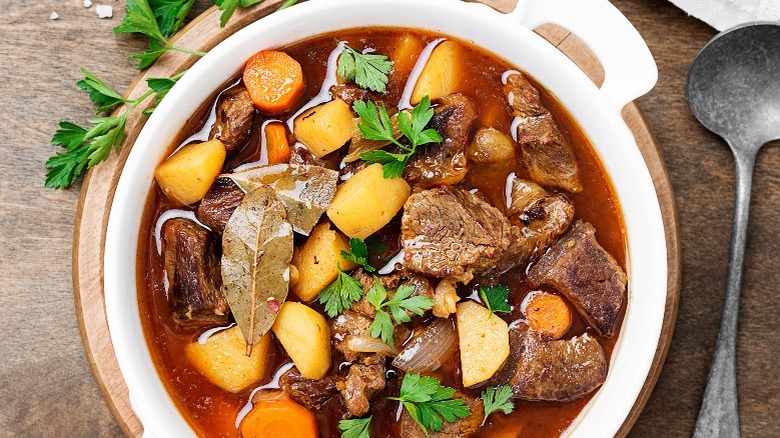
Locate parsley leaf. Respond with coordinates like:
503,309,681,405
355,96,442,178
480,385,515,426
149,0,194,36
341,238,376,272
338,416,372,438
76,69,131,114
389,374,471,435
317,269,364,318
337,44,394,93
366,279,434,346
479,284,511,315
143,70,186,115
211,0,265,28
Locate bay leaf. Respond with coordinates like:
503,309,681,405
224,164,338,236
221,186,294,351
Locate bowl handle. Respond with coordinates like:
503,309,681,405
510,0,658,111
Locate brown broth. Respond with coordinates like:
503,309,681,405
137,27,626,438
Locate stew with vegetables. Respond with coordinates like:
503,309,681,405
138,27,627,438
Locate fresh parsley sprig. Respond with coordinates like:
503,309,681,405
338,416,372,438
366,279,434,346
480,385,515,426
341,238,376,272
354,96,442,178
114,0,206,69
479,284,512,315
337,43,394,93
389,374,471,436
317,268,364,318
149,0,195,36
212,0,299,28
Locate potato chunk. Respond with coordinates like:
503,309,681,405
294,99,353,158
292,223,358,302
456,301,510,387
272,302,331,380
185,325,272,393
155,139,227,205
326,163,411,239
410,41,462,105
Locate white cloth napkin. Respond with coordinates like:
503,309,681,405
668,0,780,30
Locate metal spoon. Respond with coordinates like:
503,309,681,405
686,22,780,438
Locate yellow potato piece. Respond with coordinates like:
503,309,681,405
392,34,425,79
326,163,411,240
294,99,353,158
456,301,510,387
411,41,463,105
185,325,272,393
292,223,358,302
154,139,226,205
272,302,331,380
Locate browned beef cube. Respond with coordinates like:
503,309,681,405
329,83,370,107
209,85,255,152
196,177,244,235
339,358,387,417
163,218,228,323
397,391,484,437
527,221,626,337
279,367,339,411
289,141,341,171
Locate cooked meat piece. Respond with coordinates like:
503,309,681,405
339,359,387,417
196,177,244,234
351,269,434,318
289,141,341,170
401,186,519,279
331,310,374,362
503,327,606,402
279,366,340,411
398,391,484,438
209,85,255,152
329,83,370,107
504,72,582,193
527,221,626,338
511,182,575,262
404,93,476,188
163,218,229,323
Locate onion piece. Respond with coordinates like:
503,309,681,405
346,335,400,357
392,317,457,374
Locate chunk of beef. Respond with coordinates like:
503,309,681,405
404,93,476,188
527,221,626,338
209,85,255,152
279,366,340,411
351,269,434,318
196,177,244,234
398,391,484,437
163,218,229,323
289,141,341,171
499,326,606,402
401,186,519,279
338,358,387,417
504,73,582,193
329,83,370,107
331,310,374,363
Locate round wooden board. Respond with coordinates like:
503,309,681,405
73,0,681,436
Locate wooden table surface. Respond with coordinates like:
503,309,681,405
0,0,777,437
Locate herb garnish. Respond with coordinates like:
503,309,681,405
149,0,195,36
366,279,434,346
389,374,471,436
354,96,442,178
478,284,512,315
480,385,515,426
338,416,372,438
317,268,364,318
341,238,376,272
337,43,394,93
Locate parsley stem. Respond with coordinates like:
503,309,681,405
170,45,207,57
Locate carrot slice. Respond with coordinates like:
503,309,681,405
239,392,318,438
243,51,305,115
265,122,291,164
523,292,572,340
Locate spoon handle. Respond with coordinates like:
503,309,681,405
693,150,756,438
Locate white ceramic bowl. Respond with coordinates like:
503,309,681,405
105,0,665,436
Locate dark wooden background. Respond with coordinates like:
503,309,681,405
0,0,777,436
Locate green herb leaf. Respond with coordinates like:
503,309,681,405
367,279,434,346
338,416,372,438
341,238,376,272
149,0,195,36
479,284,511,315
389,374,471,435
337,44,394,93
277,0,298,10
76,68,130,114
317,270,364,318
142,71,186,115
480,385,515,426
212,0,265,28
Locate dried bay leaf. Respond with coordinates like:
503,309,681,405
221,186,294,351
225,164,338,236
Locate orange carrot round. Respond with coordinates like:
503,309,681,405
265,122,292,164
240,392,318,438
243,51,305,115
524,292,572,340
